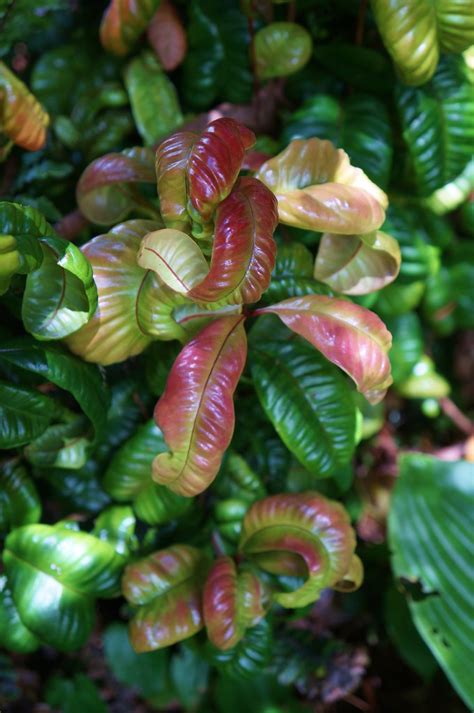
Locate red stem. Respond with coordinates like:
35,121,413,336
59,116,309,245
439,397,474,436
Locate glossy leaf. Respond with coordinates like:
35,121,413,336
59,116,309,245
64,220,186,365
385,313,424,384
396,355,450,399
155,130,197,231
371,0,474,85
3,523,126,650
207,618,272,680
103,419,191,525
124,51,183,146
255,138,388,234
153,316,248,496
255,295,393,404
263,242,331,304
0,461,41,534
147,0,187,70
282,93,393,189
250,329,357,477
314,230,401,295
76,147,157,225
396,56,474,196
389,454,474,708
22,236,97,340
0,60,49,150
100,0,161,56
204,557,268,650
122,544,209,652
0,581,40,653
239,493,359,607
254,22,312,80
187,118,256,234
0,381,58,449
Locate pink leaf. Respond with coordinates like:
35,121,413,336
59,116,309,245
147,0,187,71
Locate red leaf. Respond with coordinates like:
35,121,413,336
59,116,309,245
100,0,161,56
189,177,278,304
147,0,187,71
155,131,197,231
153,316,248,496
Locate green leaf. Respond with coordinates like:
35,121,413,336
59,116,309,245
263,242,332,304
313,43,395,96
124,50,183,146
207,618,272,680
0,380,57,449
396,355,450,399
396,56,474,196
0,579,40,653
254,22,313,80
251,326,357,478
103,420,191,525
22,236,97,340
181,0,253,109
281,93,393,188
92,505,137,557
389,454,474,708
3,523,126,650
0,461,41,534
170,645,210,709
45,674,108,713
385,313,424,384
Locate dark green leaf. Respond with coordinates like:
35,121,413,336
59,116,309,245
0,460,41,534
0,380,57,448
45,674,108,713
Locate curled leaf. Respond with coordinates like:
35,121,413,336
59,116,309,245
239,493,359,607
256,138,387,234
147,0,187,71
100,0,161,56
203,557,268,650
0,61,49,151
153,316,248,496
314,230,401,295
0,461,41,535
155,130,197,231
255,295,393,404
254,22,313,80
77,147,156,225
122,544,209,652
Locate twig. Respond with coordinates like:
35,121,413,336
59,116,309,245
439,397,474,436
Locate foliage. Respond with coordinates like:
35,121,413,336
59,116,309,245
0,1,473,712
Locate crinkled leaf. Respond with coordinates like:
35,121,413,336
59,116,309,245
371,0,474,85
76,147,157,225
122,544,209,652
103,420,191,525
250,326,357,478
22,236,97,340
0,461,41,534
314,230,401,295
100,0,161,55
282,93,393,189
65,220,186,366
0,581,40,653
207,618,272,680
124,50,183,146
3,523,126,650
254,22,312,80
147,0,187,71
0,60,49,150
156,130,197,231
0,380,58,448
239,492,359,607
153,316,248,496
389,454,474,708
396,56,474,196
255,295,393,404
256,138,388,234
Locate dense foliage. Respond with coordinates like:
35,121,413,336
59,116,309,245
0,1,473,712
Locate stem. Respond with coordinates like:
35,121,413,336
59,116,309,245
287,0,296,22
355,0,368,46
439,397,474,436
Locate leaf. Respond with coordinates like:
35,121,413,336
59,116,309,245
314,230,401,295
255,138,388,234
45,674,108,713
203,557,268,650
124,50,183,146
103,420,191,525
0,60,49,150
385,313,424,384
250,331,357,477
153,316,248,496
155,130,197,231
0,580,40,653
3,523,126,650
122,544,209,652
281,93,393,189
170,645,209,709
76,147,157,225
312,43,395,97
147,0,187,71
207,618,272,680
396,355,450,399
239,492,360,607
389,454,474,708
187,118,256,235
254,22,312,80
0,380,58,448
64,220,187,366
100,0,161,56
255,295,393,404
0,461,41,534
181,0,253,109
396,56,474,196
263,242,331,304
370,0,474,85
22,236,97,340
